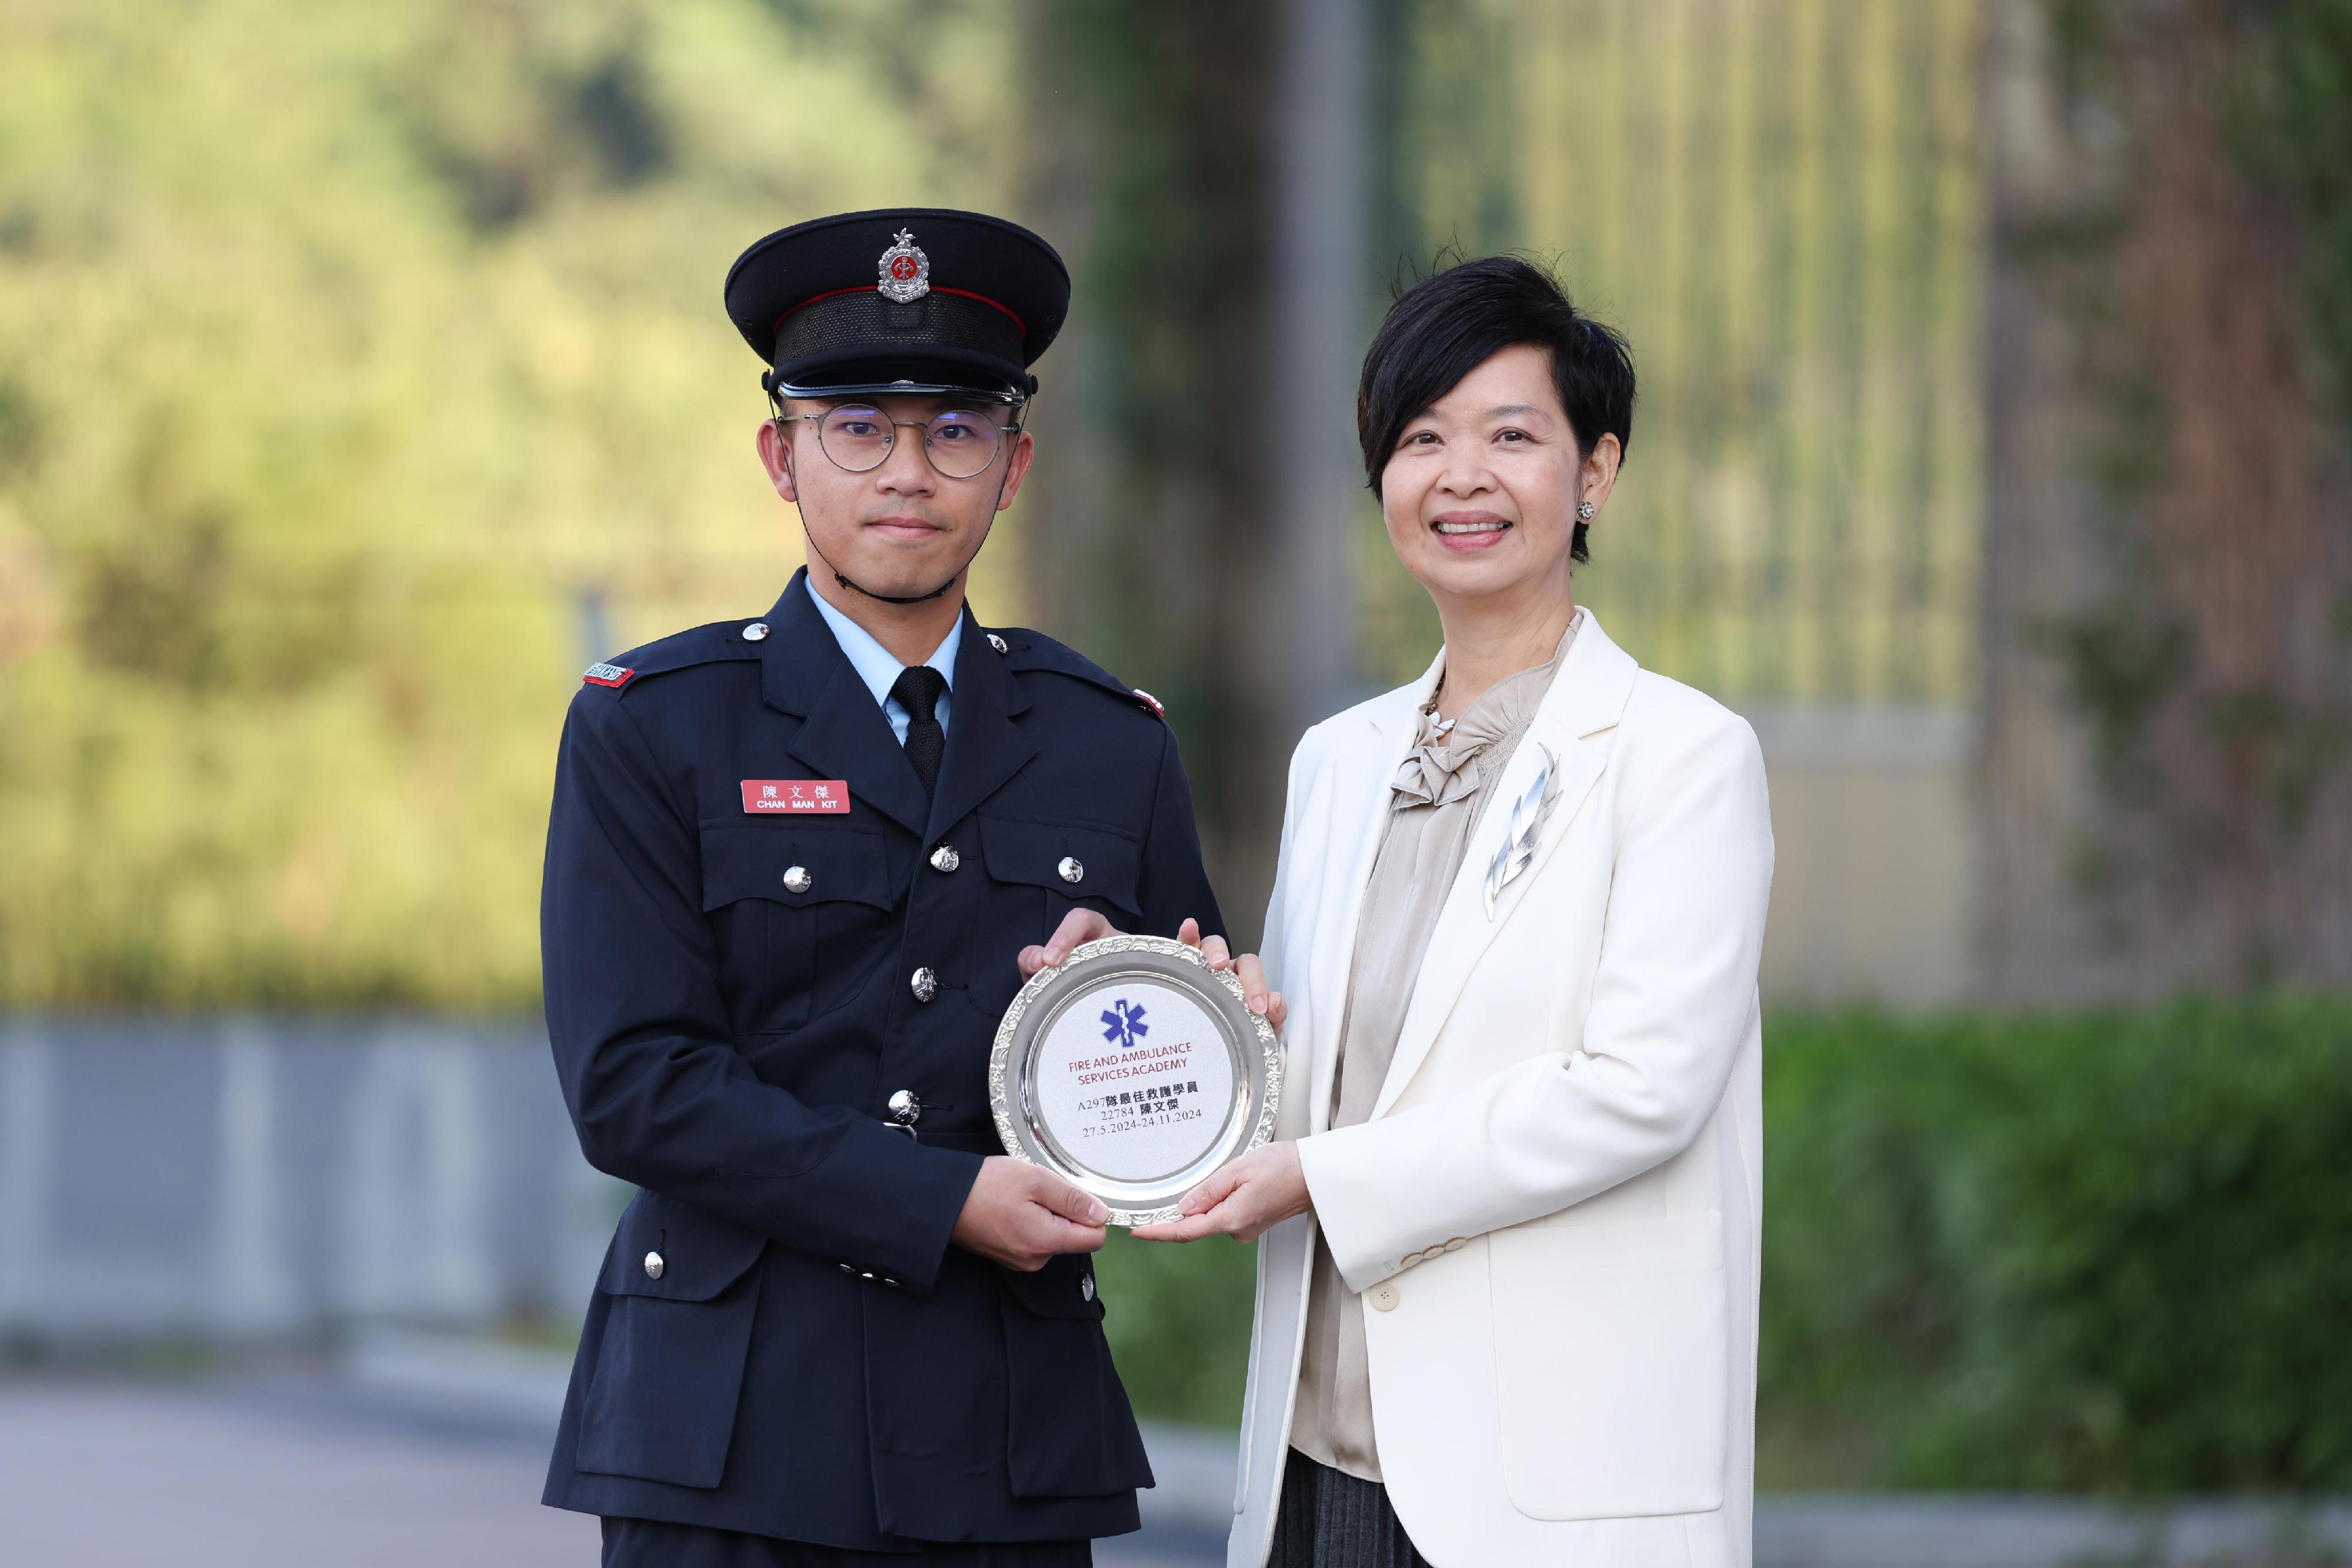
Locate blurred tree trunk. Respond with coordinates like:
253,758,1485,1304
1012,2,1366,949
1977,0,2352,1001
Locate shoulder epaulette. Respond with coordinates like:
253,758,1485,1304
991,627,1167,720
579,617,770,693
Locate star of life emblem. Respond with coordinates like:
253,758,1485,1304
877,228,930,304
1100,998,1150,1048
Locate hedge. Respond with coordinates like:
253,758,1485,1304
1093,995,2352,1492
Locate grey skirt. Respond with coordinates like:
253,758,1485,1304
1268,1450,1432,1568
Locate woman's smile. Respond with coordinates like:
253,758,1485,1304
1431,510,1515,550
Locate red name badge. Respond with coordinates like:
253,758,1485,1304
741,779,851,815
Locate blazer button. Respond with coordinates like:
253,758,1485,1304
1080,1273,1097,1302
928,844,960,874
1369,1281,1399,1312
1057,856,1084,884
910,967,938,1002
886,1089,922,1126
781,865,812,894
643,1251,665,1281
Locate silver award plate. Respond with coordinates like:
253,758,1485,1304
989,934,1283,1226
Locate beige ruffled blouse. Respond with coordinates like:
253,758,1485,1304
1289,611,1579,1482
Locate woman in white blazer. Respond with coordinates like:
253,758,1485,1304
1132,257,1775,1568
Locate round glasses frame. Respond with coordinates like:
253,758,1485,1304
780,404,1023,481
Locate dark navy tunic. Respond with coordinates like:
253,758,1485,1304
540,569,1224,1551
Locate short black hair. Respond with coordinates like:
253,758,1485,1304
1357,255,1635,563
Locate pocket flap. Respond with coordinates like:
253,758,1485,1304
998,1253,1106,1320
597,1193,768,1301
975,815,1141,917
697,823,892,912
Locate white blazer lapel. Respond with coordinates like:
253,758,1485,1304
1301,650,1442,1136
1368,615,1641,1121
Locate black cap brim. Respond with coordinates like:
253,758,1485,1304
724,209,1070,400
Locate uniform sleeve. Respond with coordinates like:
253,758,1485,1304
1297,710,1773,1293
1134,722,1226,943
542,691,981,1292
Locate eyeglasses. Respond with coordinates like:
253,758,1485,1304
781,404,1020,481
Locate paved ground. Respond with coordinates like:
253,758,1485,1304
1,1378,596,1567
7,1369,2348,1567
0,1374,1221,1568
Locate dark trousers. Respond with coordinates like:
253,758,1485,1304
1268,1452,1432,1568
600,1518,1093,1567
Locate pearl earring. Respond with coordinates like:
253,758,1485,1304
1577,501,1595,521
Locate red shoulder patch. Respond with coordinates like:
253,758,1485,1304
582,663,635,688
1131,687,1165,719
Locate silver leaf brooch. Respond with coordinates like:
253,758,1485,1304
1484,744,1561,920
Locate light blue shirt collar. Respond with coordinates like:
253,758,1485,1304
806,583,960,746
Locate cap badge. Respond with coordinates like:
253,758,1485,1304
877,228,930,305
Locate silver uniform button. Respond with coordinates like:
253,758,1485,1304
1080,1273,1096,1303
887,1089,921,1125
1058,856,1084,884
986,633,1009,655
929,844,960,874
910,967,938,1003
742,621,770,642
643,1251,665,1281
782,865,812,894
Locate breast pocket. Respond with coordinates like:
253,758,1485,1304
699,823,894,1034
971,814,1144,1018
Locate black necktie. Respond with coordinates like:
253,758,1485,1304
890,665,948,796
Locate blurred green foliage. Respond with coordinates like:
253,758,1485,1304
0,0,1029,1006
1100,997,2352,1493
2262,0,2352,411
1761,996,2352,1492
1094,1226,1260,1430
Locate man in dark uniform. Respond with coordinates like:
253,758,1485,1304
539,209,1242,1566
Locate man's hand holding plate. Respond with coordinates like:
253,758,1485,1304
952,1156,1110,1272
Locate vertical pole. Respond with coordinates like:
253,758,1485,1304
0,1028,51,1333
211,1023,299,1333
1271,0,1369,738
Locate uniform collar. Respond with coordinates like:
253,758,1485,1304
927,597,1035,838
759,571,926,833
804,580,963,716
759,569,1035,839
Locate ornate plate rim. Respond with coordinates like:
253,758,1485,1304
987,934,1282,1226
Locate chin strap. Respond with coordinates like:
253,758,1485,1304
803,527,989,605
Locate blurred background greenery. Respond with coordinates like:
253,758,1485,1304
4,0,2350,1499
0,0,1989,1004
